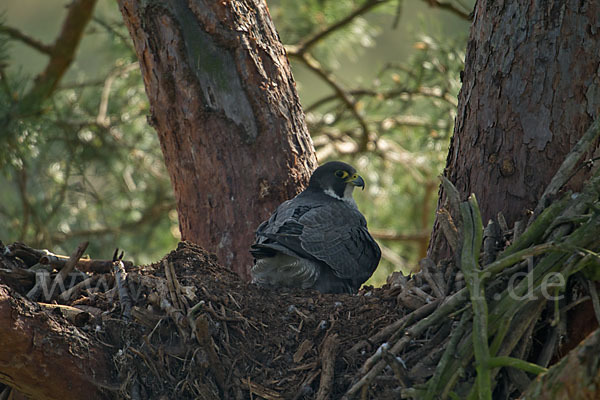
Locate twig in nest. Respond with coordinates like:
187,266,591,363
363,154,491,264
199,300,251,326
424,309,472,398
316,333,339,400
161,298,189,339
163,259,187,312
113,249,132,321
347,343,390,398
26,271,51,301
419,258,445,298
190,313,226,393
504,309,539,392
242,378,283,400
346,286,471,397
51,241,88,300
58,274,111,302
200,286,220,302
37,302,92,326
408,286,434,303
128,347,165,385
292,369,321,400
219,304,231,347
227,292,241,309
494,299,545,360
346,299,439,358
380,345,409,388
588,280,600,326
293,339,314,364
406,323,451,373
7,242,53,266
41,251,134,272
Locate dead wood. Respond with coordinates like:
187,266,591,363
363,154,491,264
0,285,117,400
36,302,92,326
7,242,133,272
51,241,88,300
113,252,132,322
316,333,339,400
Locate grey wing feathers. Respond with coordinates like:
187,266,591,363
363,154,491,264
254,198,318,261
254,194,381,287
299,203,380,284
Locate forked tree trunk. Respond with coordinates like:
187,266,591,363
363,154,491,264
117,0,317,278
428,0,600,261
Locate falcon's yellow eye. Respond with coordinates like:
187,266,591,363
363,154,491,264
335,170,349,179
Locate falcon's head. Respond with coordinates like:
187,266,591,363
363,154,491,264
307,161,365,201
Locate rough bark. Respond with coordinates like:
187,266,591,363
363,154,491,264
521,327,600,399
429,0,600,261
0,284,115,400
117,0,317,278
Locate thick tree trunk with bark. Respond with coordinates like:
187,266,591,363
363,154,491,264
429,0,600,261
0,285,115,400
117,0,317,278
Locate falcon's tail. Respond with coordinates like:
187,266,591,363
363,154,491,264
249,243,277,258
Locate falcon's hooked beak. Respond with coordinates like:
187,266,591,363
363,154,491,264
347,174,365,190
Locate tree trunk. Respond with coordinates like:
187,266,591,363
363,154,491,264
428,0,600,261
117,0,317,278
521,327,600,399
0,285,115,400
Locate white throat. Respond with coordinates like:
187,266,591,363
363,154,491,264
324,185,358,208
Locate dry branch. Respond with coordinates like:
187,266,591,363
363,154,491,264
52,241,88,300
114,256,132,321
7,242,133,272
316,334,339,400
36,302,92,326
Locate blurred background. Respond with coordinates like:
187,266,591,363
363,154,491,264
0,0,473,285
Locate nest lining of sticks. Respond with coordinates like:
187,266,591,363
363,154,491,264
1,120,600,399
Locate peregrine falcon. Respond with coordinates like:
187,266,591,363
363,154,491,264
250,161,381,294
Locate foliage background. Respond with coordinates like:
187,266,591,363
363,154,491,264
0,0,472,284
